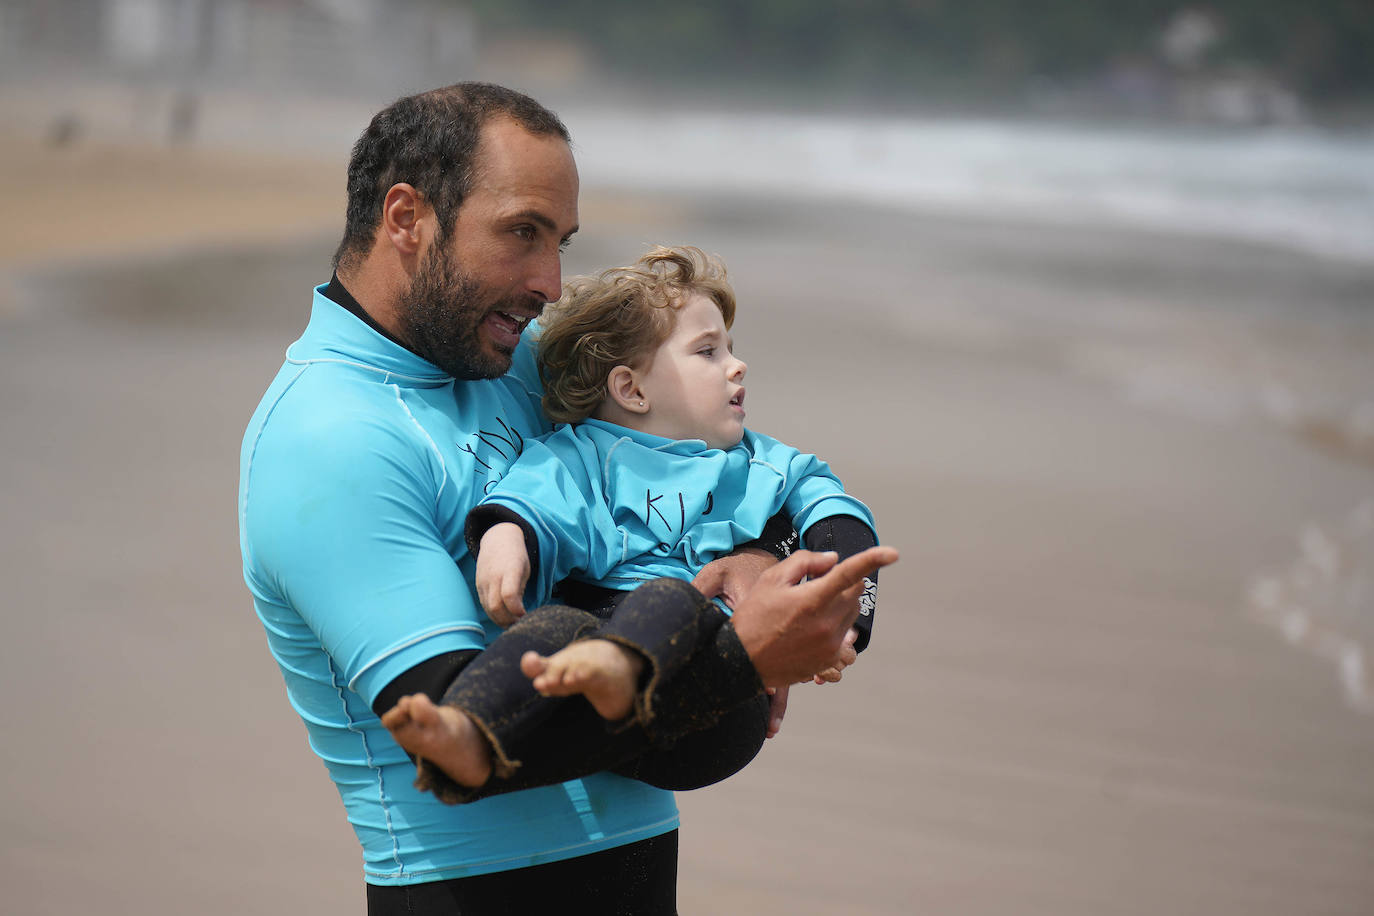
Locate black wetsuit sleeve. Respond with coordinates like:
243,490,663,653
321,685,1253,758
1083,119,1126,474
371,649,481,718
802,515,880,652
464,504,542,581
738,511,800,560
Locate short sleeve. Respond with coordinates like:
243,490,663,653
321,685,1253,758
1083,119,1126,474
242,407,486,706
764,441,875,537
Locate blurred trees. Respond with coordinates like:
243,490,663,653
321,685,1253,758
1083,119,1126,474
468,0,1374,110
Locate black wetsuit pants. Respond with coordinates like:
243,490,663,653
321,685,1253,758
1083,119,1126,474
366,830,678,916
418,577,770,804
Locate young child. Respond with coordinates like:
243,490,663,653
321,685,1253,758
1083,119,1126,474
384,246,883,799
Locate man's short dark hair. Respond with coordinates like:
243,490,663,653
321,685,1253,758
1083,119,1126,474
333,82,570,272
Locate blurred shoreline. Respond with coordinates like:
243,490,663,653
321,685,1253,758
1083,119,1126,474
9,80,1374,264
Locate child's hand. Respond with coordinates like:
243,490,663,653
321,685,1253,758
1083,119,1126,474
764,685,790,739
812,627,860,684
475,523,531,626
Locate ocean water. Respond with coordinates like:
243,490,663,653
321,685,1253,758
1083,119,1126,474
1249,500,1374,714
568,107,1374,266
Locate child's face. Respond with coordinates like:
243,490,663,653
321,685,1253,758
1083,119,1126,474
636,293,748,449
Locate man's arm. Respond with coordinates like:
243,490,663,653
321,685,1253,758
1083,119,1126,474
244,411,491,710
372,650,480,718
693,514,882,730
371,545,897,795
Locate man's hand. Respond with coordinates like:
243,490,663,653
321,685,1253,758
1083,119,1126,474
691,547,777,611
475,523,531,627
696,548,795,734
730,547,898,688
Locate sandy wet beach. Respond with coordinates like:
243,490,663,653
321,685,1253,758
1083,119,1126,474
1,129,1372,915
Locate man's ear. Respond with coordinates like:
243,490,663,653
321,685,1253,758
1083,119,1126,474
606,365,649,414
380,183,430,258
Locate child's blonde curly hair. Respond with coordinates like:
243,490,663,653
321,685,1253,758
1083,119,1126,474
538,245,737,424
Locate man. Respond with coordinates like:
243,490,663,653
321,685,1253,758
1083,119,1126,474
238,82,896,914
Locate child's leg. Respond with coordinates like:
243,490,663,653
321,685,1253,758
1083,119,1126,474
609,601,771,790
514,585,771,792
520,577,717,723
398,579,764,805
521,641,644,720
616,692,770,791
404,604,602,803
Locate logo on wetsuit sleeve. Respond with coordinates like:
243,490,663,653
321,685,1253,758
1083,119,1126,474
859,576,876,617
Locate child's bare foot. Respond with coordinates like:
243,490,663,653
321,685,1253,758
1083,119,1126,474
520,640,644,721
381,694,493,788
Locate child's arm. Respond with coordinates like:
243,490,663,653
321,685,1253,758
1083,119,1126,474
802,514,880,653
800,514,878,683
761,433,879,661
474,522,534,625
467,429,625,612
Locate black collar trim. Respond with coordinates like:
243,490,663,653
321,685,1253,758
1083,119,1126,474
322,272,411,350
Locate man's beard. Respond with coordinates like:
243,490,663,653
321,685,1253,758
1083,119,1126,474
399,243,533,381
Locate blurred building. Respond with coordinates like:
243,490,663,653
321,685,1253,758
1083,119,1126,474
0,0,476,96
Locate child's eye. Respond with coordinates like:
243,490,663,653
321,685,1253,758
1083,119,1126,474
698,346,715,358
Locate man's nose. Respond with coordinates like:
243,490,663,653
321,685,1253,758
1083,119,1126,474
527,248,562,304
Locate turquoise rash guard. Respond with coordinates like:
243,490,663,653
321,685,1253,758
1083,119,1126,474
476,419,877,610
238,288,677,885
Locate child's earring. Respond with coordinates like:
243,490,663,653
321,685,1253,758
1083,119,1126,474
638,400,645,407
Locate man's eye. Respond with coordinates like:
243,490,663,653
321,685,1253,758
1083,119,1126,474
559,238,572,252
514,226,534,240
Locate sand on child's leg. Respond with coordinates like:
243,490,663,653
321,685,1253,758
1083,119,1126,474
381,694,494,788
520,640,644,721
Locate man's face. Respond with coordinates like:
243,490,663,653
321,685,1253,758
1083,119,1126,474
397,242,499,380
401,117,580,380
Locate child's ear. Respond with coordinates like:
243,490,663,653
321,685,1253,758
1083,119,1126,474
606,365,649,414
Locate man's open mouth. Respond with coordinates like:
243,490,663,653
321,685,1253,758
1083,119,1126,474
490,311,528,335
